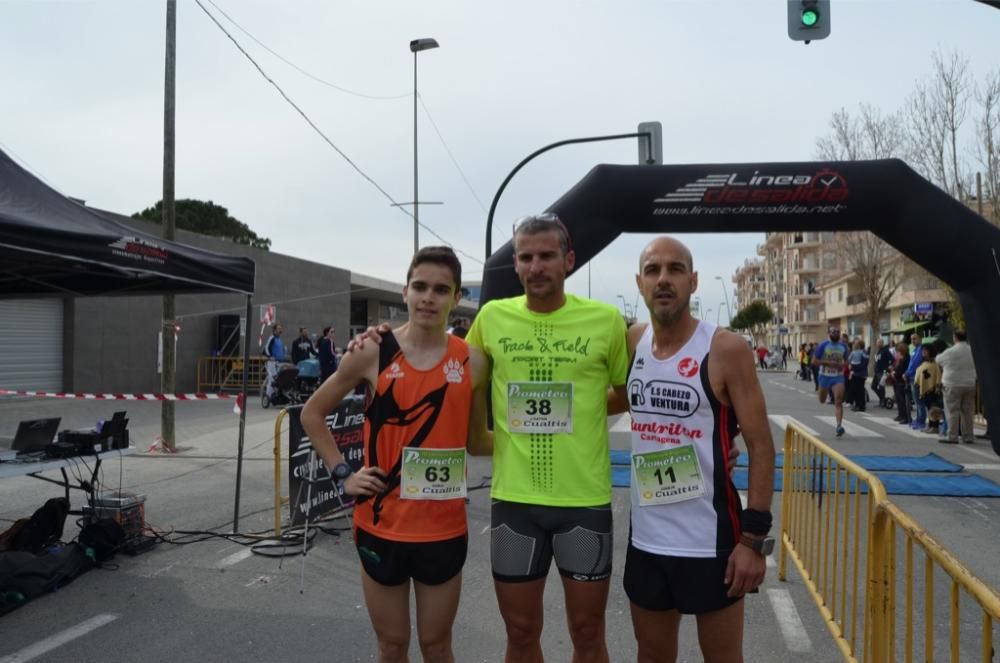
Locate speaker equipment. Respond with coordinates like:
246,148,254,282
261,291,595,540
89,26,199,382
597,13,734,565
216,314,241,356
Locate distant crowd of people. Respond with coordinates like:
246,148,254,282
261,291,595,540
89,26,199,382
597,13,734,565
783,328,978,444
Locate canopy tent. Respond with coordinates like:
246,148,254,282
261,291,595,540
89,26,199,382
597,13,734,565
0,146,257,531
0,149,254,297
889,320,932,335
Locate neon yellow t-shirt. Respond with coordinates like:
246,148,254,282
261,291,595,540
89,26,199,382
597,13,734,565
467,294,629,506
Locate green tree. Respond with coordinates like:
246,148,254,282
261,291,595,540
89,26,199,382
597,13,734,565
133,199,271,250
730,300,774,347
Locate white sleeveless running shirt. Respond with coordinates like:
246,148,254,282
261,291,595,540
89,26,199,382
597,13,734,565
627,321,742,557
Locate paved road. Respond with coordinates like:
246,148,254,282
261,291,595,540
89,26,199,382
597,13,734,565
1,376,997,661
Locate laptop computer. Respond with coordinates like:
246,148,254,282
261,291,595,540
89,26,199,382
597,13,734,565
0,417,62,460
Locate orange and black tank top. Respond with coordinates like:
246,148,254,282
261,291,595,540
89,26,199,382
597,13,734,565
353,331,471,542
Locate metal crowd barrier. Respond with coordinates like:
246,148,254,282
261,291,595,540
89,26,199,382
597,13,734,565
196,356,267,393
779,421,1000,662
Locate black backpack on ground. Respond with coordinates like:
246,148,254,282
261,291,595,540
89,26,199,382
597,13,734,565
4,497,70,554
0,543,94,616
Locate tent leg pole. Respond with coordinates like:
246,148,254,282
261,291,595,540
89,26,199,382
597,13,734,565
233,294,252,533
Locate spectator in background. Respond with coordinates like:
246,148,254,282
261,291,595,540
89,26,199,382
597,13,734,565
318,326,338,382
291,327,318,364
808,342,819,390
798,343,810,381
916,345,943,435
780,344,788,370
448,316,470,339
848,340,869,412
905,337,927,430
937,329,978,445
756,344,768,370
262,323,286,399
871,338,893,408
892,342,911,424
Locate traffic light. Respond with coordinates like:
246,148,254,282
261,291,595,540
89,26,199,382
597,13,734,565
788,0,830,43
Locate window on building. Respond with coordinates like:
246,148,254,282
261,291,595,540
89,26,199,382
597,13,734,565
838,287,843,302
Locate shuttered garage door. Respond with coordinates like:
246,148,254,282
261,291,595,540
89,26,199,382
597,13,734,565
0,299,63,391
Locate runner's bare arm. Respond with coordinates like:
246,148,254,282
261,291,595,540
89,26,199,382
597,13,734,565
467,347,493,456
608,322,647,415
715,331,774,596
300,342,386,496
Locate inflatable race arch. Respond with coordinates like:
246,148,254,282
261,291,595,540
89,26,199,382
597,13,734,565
479,159,1000,454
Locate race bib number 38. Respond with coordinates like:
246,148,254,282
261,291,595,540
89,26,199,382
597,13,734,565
400,447,467,500
507,382,573,434
633,447,705,506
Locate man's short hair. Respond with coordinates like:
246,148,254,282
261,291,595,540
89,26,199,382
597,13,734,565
513,213,572,254
272,323,281,333
955,329,967,342
406,246,462,291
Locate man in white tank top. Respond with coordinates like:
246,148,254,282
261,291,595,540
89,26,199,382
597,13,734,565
609,236,776,663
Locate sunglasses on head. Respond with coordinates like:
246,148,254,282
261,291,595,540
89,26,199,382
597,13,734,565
512,213,573,251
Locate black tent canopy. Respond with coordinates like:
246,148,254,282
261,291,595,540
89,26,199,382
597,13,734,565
0,148,254,297
0,146,257,531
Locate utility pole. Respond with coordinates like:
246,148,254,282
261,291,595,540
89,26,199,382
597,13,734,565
160,0,177,452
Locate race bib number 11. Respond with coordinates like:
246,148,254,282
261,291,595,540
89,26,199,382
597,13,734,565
400,447,467,500
507,382,573,434
633,447,705,507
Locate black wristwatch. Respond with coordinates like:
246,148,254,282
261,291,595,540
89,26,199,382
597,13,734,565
332,462,352,484
740,534,775,556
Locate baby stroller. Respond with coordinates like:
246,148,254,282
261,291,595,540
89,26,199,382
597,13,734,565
295,358,321,398
261,362,302,408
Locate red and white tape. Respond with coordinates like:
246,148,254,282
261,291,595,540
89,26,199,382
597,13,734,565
0,389,236,401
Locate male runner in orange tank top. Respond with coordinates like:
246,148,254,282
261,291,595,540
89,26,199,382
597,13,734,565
302,246,490,663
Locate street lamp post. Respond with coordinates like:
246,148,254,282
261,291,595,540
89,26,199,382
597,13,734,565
409,38,439,254
717,303,729,326
715,276,732,325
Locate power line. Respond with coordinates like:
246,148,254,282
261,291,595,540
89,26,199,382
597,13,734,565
417,94,489,214
204,1,491,245
202,0,409,100
192,0,483,266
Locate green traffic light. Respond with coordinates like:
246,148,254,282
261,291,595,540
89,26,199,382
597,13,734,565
801,8,819,27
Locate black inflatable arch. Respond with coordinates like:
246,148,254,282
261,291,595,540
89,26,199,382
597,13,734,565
480,159,1000,454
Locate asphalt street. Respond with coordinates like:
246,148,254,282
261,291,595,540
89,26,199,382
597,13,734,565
1,372,998,662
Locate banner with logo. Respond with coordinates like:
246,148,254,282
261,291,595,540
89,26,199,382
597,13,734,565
286,396,366,526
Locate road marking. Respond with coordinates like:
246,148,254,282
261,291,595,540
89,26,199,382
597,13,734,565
767,589,813,653
480,524,490,536
609,414,631,433
814,416,883,438
956,445,1000,461
856,414,930,438
0,613,119,663
768,415,818,436
218,547,254,568
962,463,1000,471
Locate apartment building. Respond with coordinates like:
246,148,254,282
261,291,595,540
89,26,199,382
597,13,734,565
731,230,954,351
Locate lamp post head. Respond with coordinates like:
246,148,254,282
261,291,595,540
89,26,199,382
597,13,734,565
410,38,440,53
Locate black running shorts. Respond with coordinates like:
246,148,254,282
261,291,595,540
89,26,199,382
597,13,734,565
355,527,467,587
623,541,742,614
490,499,613,583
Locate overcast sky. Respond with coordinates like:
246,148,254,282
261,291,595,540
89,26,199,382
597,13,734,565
1,0,998,323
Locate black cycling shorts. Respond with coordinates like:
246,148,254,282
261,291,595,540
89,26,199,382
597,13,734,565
623,541,742,614
490,499,613,583
355,527,467,587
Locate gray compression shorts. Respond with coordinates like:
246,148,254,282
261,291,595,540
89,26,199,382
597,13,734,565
490,499,613,582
